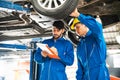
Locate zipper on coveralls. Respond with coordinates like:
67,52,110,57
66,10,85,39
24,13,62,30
48,39,56,80
84,39,90,80
48,60,52,80
84,39,95,80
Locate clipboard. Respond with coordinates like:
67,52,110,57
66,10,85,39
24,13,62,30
36,43,60,59
36,43,53,55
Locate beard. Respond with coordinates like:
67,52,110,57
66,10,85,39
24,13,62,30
53,34,62,39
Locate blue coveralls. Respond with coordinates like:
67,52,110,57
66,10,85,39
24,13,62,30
34,37,74,80
76,14,110,80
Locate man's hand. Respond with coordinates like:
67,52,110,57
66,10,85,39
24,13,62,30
70,8,80,18
50,47,58,55
41,51,48,57
48,47,60,59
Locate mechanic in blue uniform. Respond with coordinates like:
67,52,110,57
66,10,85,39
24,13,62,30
70,8,110,80
34,20,74,80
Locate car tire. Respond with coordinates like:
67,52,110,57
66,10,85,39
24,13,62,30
31,0,79,19
67,31,80,46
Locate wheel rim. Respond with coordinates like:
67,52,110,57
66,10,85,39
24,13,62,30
37,0,66,10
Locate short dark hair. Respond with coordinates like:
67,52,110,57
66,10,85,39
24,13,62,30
53,20,64,30
74,22,83,27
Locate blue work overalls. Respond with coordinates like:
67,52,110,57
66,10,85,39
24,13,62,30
76,14,110,80
34,37,74,80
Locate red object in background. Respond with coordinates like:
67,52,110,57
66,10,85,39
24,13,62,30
110,75,120,80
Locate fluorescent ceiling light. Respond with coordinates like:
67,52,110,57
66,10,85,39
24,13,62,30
116,36,120,44
107,49,120,54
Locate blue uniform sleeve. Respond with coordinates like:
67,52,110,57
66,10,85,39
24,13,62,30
76,55,83,80
34,47,46,63
58,41,74,66
34,40,50,63
78,14,103,40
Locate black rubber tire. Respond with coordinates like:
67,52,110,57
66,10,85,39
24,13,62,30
31,0,79,19
68,31,80,46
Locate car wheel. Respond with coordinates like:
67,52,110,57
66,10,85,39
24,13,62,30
31,0,79,19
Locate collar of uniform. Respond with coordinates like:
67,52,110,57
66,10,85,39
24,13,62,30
80,30,92,39
85,30,92,37
52,36,64,41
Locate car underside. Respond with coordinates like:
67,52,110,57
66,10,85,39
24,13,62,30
0,0,120,79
